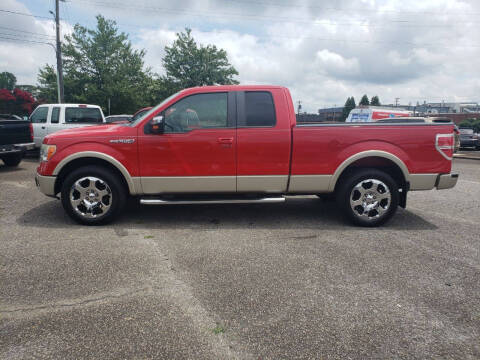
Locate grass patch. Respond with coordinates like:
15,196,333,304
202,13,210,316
144,235,154,239
212,325,225,334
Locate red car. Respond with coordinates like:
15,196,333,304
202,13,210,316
131,107,152,122
35,85,458,226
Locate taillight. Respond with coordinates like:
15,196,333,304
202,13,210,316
29,122,33,142
436,134,454,160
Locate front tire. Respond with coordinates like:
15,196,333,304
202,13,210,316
337,168,399,227
2,153,22,167
61,165,126,225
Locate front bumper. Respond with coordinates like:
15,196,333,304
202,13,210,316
436,173,459,190
35,172,57,197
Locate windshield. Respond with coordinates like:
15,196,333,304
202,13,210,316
129,91,182,126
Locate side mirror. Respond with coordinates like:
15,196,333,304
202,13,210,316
150,115,164,134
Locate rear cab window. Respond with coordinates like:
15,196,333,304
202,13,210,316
238,91,276,127
65,107,103,124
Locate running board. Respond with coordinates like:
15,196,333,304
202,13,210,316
140,197,285,205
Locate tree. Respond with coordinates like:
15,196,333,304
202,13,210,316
359,94,370,106
0,72,17,90
163,28,239,89
459,118,480,133
370,95,381,106
37,64,58,102
341,96,356,122
37,15,151,114
0,88,37,115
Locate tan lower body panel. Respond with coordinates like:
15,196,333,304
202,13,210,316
140,176,236,194
237,175,288,192
288,175,332,193
409,174,438,190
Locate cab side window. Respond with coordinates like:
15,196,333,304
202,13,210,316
30,107,48,123
51,107,60,124
244,91,276,127
164,93,228,133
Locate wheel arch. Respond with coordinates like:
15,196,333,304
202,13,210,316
330,150,410,193
53,152,137,195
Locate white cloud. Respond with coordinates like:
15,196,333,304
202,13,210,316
2,0,480,111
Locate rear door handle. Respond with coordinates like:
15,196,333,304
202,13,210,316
41,126,46,129
217,137,233,144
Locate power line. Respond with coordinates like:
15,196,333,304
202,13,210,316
0,35,54,46
226,0,480,17
69,0,480,28
0,8,54,20
0,25,55,39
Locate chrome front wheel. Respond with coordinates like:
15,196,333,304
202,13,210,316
70,176,112,219
61,165,127,225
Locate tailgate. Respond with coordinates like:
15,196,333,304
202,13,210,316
0,120,31,145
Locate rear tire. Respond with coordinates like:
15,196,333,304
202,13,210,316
336,168,399,227
61,165,127,225
2,153,22,167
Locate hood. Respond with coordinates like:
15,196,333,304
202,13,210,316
45,124,132,142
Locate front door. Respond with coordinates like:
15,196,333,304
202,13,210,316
138,91,237,194
30,106,49,147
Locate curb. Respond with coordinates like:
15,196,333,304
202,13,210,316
454,154,480,161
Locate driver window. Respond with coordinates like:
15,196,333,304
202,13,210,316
164,92,228,133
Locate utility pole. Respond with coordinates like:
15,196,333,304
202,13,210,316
54,0,64,103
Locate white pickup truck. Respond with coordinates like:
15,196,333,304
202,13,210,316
31,104,105,148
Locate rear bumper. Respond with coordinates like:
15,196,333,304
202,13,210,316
0,142,35,155
409,173,459,191
15,142,36,151
35,172,57,197
436,173,459,190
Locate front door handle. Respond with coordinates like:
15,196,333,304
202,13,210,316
41,126,46,129
217,137,233,144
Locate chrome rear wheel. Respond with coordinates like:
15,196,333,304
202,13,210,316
349,179,391,221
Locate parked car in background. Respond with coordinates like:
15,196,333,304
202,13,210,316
105,115,132,123
131,107,152,122
0,114,35,167
36,85,458,227
31,104,105,148
458,128,479,150
346,106,413,122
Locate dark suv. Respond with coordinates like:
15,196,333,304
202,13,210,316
459,128,479,150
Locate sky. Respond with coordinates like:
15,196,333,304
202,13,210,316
1,0,480,112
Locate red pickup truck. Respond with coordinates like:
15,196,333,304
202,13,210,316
35,85,458,226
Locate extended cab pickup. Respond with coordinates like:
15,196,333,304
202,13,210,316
35,85,458,226
0,115,35,167
31,104,105,148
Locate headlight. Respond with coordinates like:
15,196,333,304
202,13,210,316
40,144,56,162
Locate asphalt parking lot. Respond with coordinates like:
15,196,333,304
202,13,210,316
1,158,479,359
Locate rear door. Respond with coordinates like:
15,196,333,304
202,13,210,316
47,106,62,136
138,91,237,193
236,90,291,192
30,106,50,147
